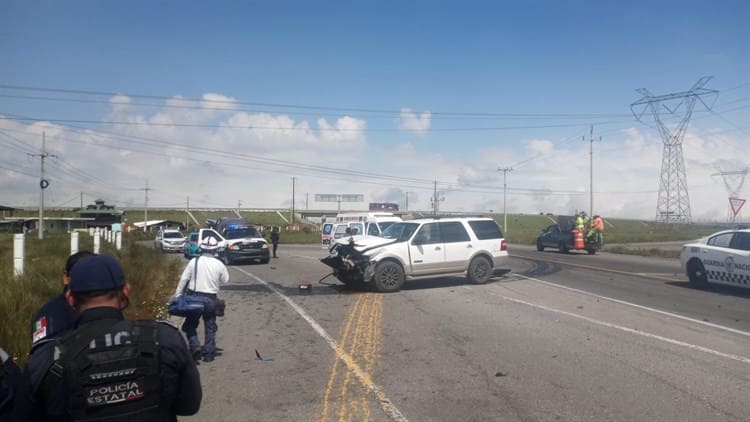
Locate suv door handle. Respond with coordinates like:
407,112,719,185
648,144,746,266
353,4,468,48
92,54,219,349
434,246,441,251
467,244,473,248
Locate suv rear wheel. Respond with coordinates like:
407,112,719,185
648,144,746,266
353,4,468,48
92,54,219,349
373,261,405,293
467,256,492,284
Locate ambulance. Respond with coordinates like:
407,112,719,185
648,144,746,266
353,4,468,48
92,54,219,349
320,212,402,248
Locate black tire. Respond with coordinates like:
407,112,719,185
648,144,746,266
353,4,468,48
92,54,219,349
260,257,270,264
467,256,492,284
586,249,596,255
559,241,569,254
536,239,544,252
373,261,405,293
686,259,708,287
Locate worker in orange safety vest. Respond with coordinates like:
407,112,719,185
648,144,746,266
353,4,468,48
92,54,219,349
587,214,604,244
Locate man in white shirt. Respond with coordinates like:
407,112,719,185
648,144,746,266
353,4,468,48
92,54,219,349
174,238,229,363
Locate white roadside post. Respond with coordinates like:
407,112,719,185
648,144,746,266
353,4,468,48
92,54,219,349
71,231,79,255
13,234,24,276
94,229,101,254
89,227,94,237
115,231,122,251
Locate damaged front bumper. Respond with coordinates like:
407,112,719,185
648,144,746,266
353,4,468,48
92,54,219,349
320,242,377,285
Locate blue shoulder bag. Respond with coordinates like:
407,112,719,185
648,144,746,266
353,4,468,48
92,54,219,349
168,257,211,317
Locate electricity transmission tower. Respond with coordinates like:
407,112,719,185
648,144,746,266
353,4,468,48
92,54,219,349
630,76,718,223
713,168,748,222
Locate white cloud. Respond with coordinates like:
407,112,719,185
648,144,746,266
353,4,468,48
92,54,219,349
398,108,431,134
1,94,747,222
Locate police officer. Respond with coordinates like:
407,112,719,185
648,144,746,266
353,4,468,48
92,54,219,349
174,239,229,363
30,250,93,349
25,254,202,421
270,226,280,258
1,345,28,421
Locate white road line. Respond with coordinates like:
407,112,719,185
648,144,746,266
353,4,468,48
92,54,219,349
495,293,750,365
511,273,750,338
232,266,409,422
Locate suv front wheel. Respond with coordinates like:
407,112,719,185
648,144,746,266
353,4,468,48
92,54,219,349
373,261,405,293
467,256,492,284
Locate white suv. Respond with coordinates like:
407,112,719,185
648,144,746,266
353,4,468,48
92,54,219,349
321,217,508,292
154,229,186,252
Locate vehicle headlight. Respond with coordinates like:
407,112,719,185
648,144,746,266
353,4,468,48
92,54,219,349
262,243,269,249
229,245,239,251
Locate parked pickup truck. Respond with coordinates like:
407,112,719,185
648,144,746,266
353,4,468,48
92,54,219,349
199,219,270,265
536,215,601,255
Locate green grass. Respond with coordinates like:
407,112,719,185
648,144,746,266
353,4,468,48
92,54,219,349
0,232,180,366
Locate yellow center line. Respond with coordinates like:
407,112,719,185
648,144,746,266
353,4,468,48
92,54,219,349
319,294,365,422
337,294,371,421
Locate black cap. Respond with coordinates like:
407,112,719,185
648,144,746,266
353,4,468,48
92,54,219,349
69,255,126,293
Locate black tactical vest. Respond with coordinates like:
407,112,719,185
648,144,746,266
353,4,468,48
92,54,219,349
47,319,167,421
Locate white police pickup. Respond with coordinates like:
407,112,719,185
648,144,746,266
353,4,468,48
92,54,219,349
198,225,270,265
680,228,750,289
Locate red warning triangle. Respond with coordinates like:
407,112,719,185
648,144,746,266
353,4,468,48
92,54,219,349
729,197,746,216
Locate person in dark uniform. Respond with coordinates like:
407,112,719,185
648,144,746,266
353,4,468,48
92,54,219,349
30,250,93,350
25,254,202,422
1,345,29,421
270,226,280,258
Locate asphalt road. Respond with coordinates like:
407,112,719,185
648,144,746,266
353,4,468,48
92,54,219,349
177,244,750,422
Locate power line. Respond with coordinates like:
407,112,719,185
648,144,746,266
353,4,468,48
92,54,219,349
0,84,635,119
0,114,600,133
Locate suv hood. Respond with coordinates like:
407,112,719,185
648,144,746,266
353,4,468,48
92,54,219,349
343,235,399,252
223,237,267,246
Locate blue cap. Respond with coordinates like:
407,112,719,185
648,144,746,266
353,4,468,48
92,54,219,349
69,255,126,293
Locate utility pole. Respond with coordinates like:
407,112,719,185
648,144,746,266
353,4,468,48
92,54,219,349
80,192,83,210
291,177,296,224
306,193,309,210
238,200,242,214
186,196,190,230
405,192,409,211
583,126,601,218
498,167,513,234
28,132,56,239
140,179,151,232
430,181,443,216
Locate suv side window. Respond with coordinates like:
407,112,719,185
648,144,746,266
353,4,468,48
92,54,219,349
439,222,470,243
468,220,504,240
413,223,441,245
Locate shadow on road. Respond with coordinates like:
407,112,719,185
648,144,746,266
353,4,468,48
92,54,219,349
664,281,750,299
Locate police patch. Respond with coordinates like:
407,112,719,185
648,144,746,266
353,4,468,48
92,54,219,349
32,316,48,344
86,377,145,407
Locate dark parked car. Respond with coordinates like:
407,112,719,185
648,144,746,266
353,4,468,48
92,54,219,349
536,215,600,255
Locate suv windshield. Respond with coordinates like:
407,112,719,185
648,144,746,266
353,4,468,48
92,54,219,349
380,222,419,242
164,232,183,239
224,227,261,239
378,221,396,232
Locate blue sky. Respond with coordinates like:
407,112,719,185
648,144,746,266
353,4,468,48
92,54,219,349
1,1,748,221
